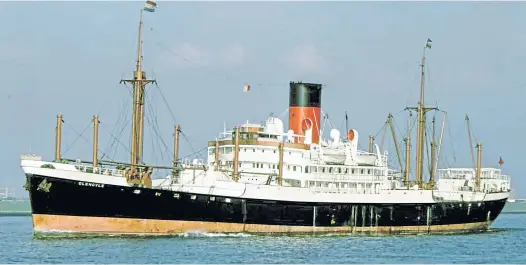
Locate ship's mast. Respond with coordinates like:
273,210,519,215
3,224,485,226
415,42,427,188
407,38,437,189
121,9,156,168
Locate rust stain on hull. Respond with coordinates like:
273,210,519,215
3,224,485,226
32,214,491,236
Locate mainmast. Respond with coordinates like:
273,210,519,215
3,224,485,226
120,7,156,168
407,38,437,189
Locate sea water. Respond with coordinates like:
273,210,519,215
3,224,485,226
1,214,525,263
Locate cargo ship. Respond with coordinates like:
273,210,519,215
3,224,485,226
20,1,511,236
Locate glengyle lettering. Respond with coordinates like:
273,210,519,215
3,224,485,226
78,181,105,188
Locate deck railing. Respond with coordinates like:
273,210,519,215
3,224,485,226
73,163,126,177
438,168,510,181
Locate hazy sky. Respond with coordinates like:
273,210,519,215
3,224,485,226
1,1,524,197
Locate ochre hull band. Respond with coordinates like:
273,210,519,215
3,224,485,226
32,214,491,236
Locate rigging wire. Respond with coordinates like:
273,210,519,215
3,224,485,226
390,112,410,164
445,116,458,167
153,82,177,126
61,121,92,157
424,119,431,179
98,83,135,162
100,89,131,161
179,131,205,160
437,110,450,170
146,94,161,165
105,129,134,161
143,101,172,159
152,81,202,160
145,86,171,162
61,82,119,158
180,147,208,161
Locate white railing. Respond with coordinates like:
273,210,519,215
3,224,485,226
182,158,206,167
309,186,381,195
438,168,510,181
309,174,386,182
73,164,126,177
432,190,477,202
435,183,509,194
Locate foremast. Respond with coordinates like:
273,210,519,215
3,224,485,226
120,8,156,168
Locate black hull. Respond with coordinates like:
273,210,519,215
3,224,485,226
26,174,507,236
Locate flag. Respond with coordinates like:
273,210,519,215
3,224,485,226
144,0,157,12
499,157,504,166
243,84,251,92
425,38,432,49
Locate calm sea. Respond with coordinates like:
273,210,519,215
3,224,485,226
1,214,525,263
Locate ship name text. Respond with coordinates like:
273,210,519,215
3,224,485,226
78,182,105,188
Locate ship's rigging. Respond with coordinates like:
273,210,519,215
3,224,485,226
52,6,207,175
49,4,492,193
18,1,511,237
369,38,495,192
119,8,157,169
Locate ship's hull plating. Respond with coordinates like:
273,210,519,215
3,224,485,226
27,174,506,236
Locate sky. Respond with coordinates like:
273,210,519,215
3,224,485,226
0,1,525,198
